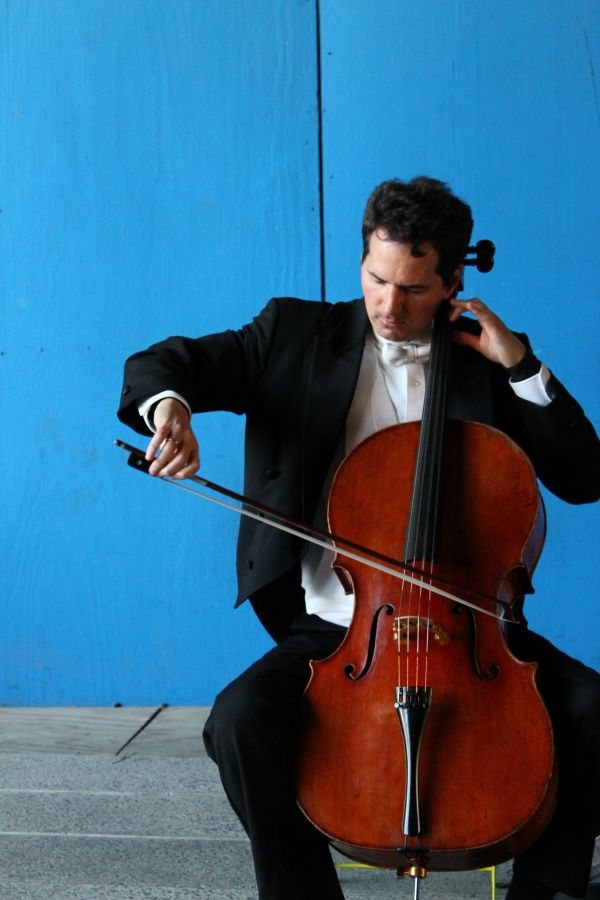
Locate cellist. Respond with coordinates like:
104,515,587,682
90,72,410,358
117,177,600,900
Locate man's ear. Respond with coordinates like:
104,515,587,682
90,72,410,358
448,264,464,298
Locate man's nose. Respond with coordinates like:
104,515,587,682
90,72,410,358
382,285,406,312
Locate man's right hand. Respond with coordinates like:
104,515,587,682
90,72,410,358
145,397,200,479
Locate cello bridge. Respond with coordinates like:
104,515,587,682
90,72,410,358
393,616,451,645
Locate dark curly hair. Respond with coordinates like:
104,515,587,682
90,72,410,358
361,177,474,286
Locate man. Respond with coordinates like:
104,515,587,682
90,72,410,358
118,177,600,900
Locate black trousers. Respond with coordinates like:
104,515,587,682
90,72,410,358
203,613,600,900
506,627,600,898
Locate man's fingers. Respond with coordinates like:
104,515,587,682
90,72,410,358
146,429,167,461
147,429,200,478
170,455,200,480
144,396,200,477
449,297,525,367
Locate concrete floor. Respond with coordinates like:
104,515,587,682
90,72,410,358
0,706,512,899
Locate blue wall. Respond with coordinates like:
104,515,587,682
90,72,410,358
318,0,600,665
1,1,598,705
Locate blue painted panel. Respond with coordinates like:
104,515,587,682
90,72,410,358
2,0,598,706
0,1,320,704
319,0,599,668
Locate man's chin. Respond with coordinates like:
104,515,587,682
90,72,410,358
376,323,412,342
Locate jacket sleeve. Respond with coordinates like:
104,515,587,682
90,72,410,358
117,298,282,435
493,337,600,505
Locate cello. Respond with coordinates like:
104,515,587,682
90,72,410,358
295,278,557,894
116,240,557,897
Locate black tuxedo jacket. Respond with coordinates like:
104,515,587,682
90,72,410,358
118,297,600,640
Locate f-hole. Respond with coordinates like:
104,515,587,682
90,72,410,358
344,604,394,681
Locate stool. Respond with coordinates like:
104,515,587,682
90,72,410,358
335,862,496,898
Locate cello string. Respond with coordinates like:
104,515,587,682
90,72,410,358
408,314,442,687
422,302,453,688
402,430,427,689
416,582,424,688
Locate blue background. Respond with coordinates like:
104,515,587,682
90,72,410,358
1,0,598,705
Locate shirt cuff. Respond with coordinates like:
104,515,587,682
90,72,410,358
509,363,553,407
138,391,192,432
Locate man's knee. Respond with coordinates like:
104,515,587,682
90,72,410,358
547,655,600,740
203,681,250,760
203,675,288,763
569,665,600,730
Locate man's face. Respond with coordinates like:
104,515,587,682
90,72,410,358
361,230,460,342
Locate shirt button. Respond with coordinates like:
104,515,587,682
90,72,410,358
412,379,421,387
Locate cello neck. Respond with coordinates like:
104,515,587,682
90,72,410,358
403,301,452,564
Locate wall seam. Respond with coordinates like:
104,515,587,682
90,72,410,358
315,0,326,302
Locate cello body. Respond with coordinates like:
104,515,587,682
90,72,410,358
296,420,557,872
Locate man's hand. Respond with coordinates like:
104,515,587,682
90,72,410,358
449,298,526,369
145,397,200,479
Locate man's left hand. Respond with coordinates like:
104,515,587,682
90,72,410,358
449,298,526,368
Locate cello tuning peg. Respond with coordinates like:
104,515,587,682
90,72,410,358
464,239,496,272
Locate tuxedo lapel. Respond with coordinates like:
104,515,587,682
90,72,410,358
300,300,368,520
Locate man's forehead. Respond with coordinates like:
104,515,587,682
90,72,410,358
370,229,437,258
364,232,440,281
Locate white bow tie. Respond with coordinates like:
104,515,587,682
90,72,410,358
379,340,430,367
